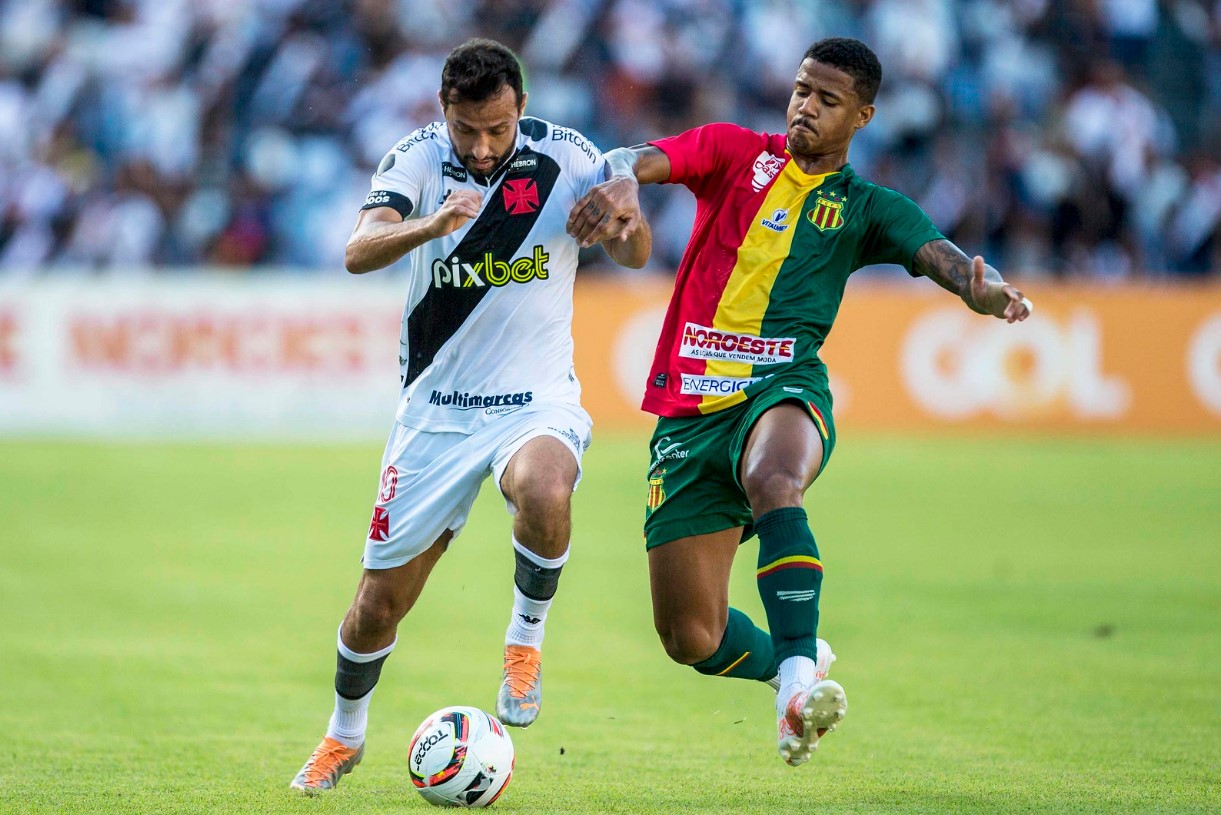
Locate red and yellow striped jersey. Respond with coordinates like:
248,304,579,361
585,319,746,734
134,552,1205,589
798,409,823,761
642,123,944,417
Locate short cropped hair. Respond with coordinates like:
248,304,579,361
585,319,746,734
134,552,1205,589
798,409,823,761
441,38,524,107
803,38,882,105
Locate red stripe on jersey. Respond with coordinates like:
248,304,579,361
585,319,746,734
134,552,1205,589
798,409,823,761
641,124,788,416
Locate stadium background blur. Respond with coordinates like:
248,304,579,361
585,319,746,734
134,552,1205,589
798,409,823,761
3,5,1220,814
1,0,1219,279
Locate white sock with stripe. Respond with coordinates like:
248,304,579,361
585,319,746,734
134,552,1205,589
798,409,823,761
326,633,396,748
505,538,568,648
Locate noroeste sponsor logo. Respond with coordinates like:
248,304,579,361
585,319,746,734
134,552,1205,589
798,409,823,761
680,322,795,365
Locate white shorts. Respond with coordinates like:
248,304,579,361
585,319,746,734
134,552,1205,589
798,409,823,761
362,402,593,569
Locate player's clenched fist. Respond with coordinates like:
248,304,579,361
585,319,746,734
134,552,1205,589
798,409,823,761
429,189,483,237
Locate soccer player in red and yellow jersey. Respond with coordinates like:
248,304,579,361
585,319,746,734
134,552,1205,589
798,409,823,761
567,38,1032,766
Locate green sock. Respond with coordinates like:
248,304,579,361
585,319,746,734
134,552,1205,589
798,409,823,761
691,608,777,681
755,507,821,664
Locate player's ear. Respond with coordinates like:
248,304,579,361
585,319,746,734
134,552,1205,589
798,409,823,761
437,90,447,116
855,104,875,131
518,91,528,117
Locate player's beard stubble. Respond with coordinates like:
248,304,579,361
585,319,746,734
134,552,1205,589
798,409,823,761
460,148,514,179
786,117,819,157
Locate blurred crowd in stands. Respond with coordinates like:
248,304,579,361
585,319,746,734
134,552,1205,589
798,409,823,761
1,0,1218,277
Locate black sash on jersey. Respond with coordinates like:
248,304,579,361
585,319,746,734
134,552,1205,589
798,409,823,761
403,147,561,386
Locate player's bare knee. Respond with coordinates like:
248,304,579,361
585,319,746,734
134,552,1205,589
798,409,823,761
514,481,572,537
742,467,805,511
655,619,719,665
515,474,573,517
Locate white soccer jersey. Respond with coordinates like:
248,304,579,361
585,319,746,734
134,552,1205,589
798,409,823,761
362,117,607,433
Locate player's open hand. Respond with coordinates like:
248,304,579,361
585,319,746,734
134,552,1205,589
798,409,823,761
567,176,642,248
968,256,1033,323
430,189,483,237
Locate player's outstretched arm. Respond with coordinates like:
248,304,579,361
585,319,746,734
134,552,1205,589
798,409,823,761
912,239,1033,323
345,189,483,274
567,145,670,248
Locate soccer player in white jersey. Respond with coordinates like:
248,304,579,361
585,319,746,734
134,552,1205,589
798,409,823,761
290,39,651,794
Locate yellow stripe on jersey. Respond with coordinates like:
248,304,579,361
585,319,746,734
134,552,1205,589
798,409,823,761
699,159,835,413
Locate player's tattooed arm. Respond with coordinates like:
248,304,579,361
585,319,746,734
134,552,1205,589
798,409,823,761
913,239,1033,323
913,239,980,303
601,212,653,268
568,145,670,248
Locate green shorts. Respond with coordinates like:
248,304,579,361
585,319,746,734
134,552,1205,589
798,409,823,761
643,381,836,549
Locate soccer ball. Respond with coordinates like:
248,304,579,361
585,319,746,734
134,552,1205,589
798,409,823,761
408,706,515,808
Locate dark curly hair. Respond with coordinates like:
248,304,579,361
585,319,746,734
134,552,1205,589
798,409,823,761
441,38,524,107
803,38,882,105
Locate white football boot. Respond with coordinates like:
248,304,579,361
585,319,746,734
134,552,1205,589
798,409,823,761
777,679,847,766
771,639,846,766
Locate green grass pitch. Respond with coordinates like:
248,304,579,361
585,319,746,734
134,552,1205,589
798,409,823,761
0,434,1218,814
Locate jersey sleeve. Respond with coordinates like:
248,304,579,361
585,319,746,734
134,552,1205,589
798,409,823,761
549,124,607,201
858,187,945,275
649,122,755,197
575,150,608,201
361,127,438,219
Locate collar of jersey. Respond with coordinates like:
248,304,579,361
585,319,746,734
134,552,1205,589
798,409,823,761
452,130,530,188
782,153,853,188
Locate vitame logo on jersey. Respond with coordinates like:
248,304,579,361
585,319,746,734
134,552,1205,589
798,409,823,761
432,245,550,288
761,208,790,232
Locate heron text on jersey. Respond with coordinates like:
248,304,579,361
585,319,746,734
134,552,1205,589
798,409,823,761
679,322,795,365
432,246,550,288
